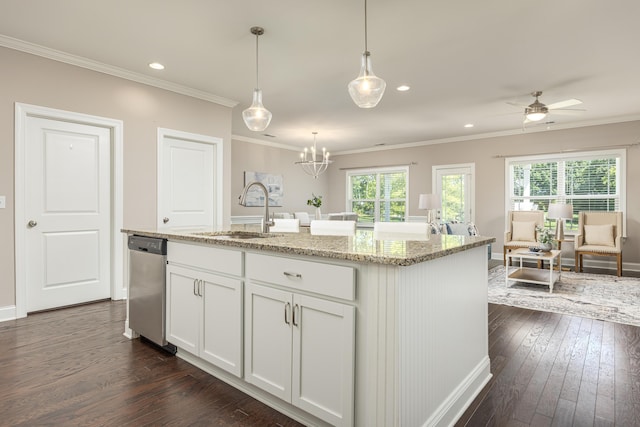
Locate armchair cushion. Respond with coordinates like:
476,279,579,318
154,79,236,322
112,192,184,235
512,221,536,242
584,224,615,247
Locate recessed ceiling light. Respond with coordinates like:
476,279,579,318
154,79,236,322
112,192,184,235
396,85,410,92
148,62,165,70
464,123,474,128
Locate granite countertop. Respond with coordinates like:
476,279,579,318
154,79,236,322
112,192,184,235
122,225,495,267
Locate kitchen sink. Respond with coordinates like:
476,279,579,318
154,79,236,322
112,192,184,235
192,231,274,239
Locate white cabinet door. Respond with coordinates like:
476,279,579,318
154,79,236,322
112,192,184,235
292,294,355,427
245,282,356,426
244,282,293,401
201,273,243,377
166,264,201,356
167,264,243,378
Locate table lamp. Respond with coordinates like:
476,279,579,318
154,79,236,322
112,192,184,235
419,194,441,224
547,203,573,240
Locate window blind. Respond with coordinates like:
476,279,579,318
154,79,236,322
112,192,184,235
506,149,625,232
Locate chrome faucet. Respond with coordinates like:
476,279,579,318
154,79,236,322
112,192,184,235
238,181,274,233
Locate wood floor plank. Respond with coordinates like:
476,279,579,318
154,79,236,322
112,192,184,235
512,313,568,423
534,315,583,418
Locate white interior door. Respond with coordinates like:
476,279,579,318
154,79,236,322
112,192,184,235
25,117,111,312
158,131,216,229
433,164,475,223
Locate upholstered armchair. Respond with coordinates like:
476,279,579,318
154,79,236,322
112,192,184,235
503,210,545,265
574,211,623,276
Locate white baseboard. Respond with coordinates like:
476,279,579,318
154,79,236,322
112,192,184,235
426,356,492,427
123,319,138,339
0,305,17,322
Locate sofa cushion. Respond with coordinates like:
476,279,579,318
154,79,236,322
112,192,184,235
584,224,615,247
511,221,536,241
448,223,470,236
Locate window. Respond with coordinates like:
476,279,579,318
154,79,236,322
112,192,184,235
506,149,626,233
347,167,408,225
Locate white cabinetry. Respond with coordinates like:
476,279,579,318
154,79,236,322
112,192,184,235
166,242,243,377
245,253,355,426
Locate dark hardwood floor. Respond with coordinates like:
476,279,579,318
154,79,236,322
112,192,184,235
458,304,640,427
1,298,639,426
0,301,303,426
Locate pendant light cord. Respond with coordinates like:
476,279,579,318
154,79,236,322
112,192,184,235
255,33,260,89
364,0,368,53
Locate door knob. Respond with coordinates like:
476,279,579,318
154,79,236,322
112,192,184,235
163,217,170,224
27,220,38,228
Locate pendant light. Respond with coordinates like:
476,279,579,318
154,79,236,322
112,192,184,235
295,132,332,179
348,0,386,108
242,26,272,131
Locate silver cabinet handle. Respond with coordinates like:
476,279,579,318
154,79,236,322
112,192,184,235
27,220,38,228
163,217,170,224
193,279,198,296
284,302,291,325
293,304,299,327
283,272,302,279
198,279,203,297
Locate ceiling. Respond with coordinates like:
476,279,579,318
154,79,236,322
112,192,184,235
1,0,640,153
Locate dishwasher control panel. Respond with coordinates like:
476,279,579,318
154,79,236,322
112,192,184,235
128,235,167,255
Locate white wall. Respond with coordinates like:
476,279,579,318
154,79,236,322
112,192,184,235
0,46,232,307
231,139,329,216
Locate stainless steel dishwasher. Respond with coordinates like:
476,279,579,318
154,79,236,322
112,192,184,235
128,235,176,354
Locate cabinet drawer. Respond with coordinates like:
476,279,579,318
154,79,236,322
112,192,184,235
168,241,242,277
246,253,355,301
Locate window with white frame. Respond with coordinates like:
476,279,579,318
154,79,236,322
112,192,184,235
346,167,408,225
505,149,626,233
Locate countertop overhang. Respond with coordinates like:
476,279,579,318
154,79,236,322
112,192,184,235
123,226,495,267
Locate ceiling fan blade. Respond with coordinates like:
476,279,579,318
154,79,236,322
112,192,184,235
547,98,583,109
550,109,586,116
507,101,528,108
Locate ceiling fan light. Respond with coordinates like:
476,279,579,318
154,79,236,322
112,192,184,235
526,111,547,121
348,52,386,108
242,89,272,131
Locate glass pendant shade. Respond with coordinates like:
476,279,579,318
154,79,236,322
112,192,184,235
348,52,386,108
242,88,272,131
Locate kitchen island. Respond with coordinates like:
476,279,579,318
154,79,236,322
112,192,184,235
123,227,495,427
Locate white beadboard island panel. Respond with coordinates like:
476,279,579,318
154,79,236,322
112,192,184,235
355,245,491,427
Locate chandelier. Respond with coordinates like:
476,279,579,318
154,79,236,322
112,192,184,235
295,132,332,179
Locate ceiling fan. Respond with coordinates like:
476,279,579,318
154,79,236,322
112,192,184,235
508,91,584,125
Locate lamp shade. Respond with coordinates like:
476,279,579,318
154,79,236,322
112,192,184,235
548,203,573,219
419,194,441,210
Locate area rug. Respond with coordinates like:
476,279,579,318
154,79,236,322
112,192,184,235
488,265,640,327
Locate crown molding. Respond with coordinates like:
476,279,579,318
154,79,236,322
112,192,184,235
232,134,302,152
0,34,238,108
333,114,640,156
